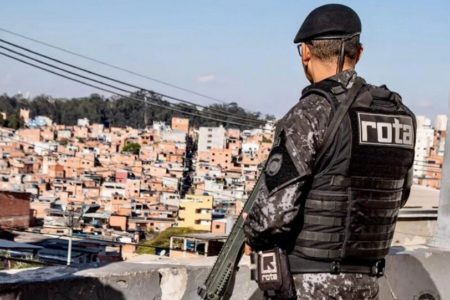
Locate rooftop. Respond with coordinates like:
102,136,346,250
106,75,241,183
0,239,42,250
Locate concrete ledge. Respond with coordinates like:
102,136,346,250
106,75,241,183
379,246,448,300
0,246,448,300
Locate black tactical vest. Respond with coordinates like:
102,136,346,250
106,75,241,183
293,77,416,262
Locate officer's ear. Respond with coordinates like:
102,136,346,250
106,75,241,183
302,43,312,65
355,43,364,64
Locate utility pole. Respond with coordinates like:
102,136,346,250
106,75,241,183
144,94,148,128
65,204,74,266
432,90,450,249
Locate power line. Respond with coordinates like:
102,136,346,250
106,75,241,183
0,27,232,105
0,39,265,126
0,43,264,126
0,50,256,128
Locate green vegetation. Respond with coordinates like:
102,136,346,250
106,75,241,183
0,93,275,130
137,227,206,255
58,138,69,146
0,251,42,270
0,112,25,129
10,260,42,269
122,142,141,155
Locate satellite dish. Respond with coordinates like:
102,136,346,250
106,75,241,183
159,250,166,257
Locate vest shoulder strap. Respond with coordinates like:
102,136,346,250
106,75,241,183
313,78,365,171
301,79,341,109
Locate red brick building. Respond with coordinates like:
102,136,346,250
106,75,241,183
0,191,31,230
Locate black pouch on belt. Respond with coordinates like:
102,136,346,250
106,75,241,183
253,247,296,300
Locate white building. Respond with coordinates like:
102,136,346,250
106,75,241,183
33,142,57,156
242,142,259,155
27,116,53,128
100,182,126,198
161,129,186,143
152,121,170,132
77,118,90,127
57,129,72,140
263,121,276,135
198,126,226,152
416,116,429,129
435,115,447,131
160,192,181,207
414,116,434,178
162,176,179,190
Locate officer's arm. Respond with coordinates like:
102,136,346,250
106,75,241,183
243,96,332,250
243,179,305,250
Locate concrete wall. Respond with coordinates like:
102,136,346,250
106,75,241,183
0,245,448,300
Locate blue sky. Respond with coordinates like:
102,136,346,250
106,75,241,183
0,1,449,120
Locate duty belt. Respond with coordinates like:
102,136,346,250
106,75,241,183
288,256,385,277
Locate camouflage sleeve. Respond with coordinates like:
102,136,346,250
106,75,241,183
243,95,332,250
281,95,333,176
243,179,304,250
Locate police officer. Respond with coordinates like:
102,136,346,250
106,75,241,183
243,4,416,299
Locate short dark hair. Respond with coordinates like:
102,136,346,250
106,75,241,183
307,35,361,62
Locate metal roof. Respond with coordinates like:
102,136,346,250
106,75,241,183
0,239,43,250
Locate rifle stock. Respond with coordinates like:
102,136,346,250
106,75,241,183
198,175,264,300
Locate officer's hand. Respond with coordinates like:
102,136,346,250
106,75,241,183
244,243,253,256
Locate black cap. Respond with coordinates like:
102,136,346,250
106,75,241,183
293,4,361,43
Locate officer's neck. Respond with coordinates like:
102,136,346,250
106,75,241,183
311,59,355,83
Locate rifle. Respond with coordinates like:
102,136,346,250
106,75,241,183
198,175,264,300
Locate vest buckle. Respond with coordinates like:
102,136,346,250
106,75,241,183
330,261,341,274
371,259,385,277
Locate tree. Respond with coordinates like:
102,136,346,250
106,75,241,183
59,138,69,146
5,114,24,129
122,142,141,155
0,93,264,130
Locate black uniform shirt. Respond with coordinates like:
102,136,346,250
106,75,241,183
243,70,357,250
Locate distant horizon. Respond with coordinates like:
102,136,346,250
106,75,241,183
1,91,448,125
